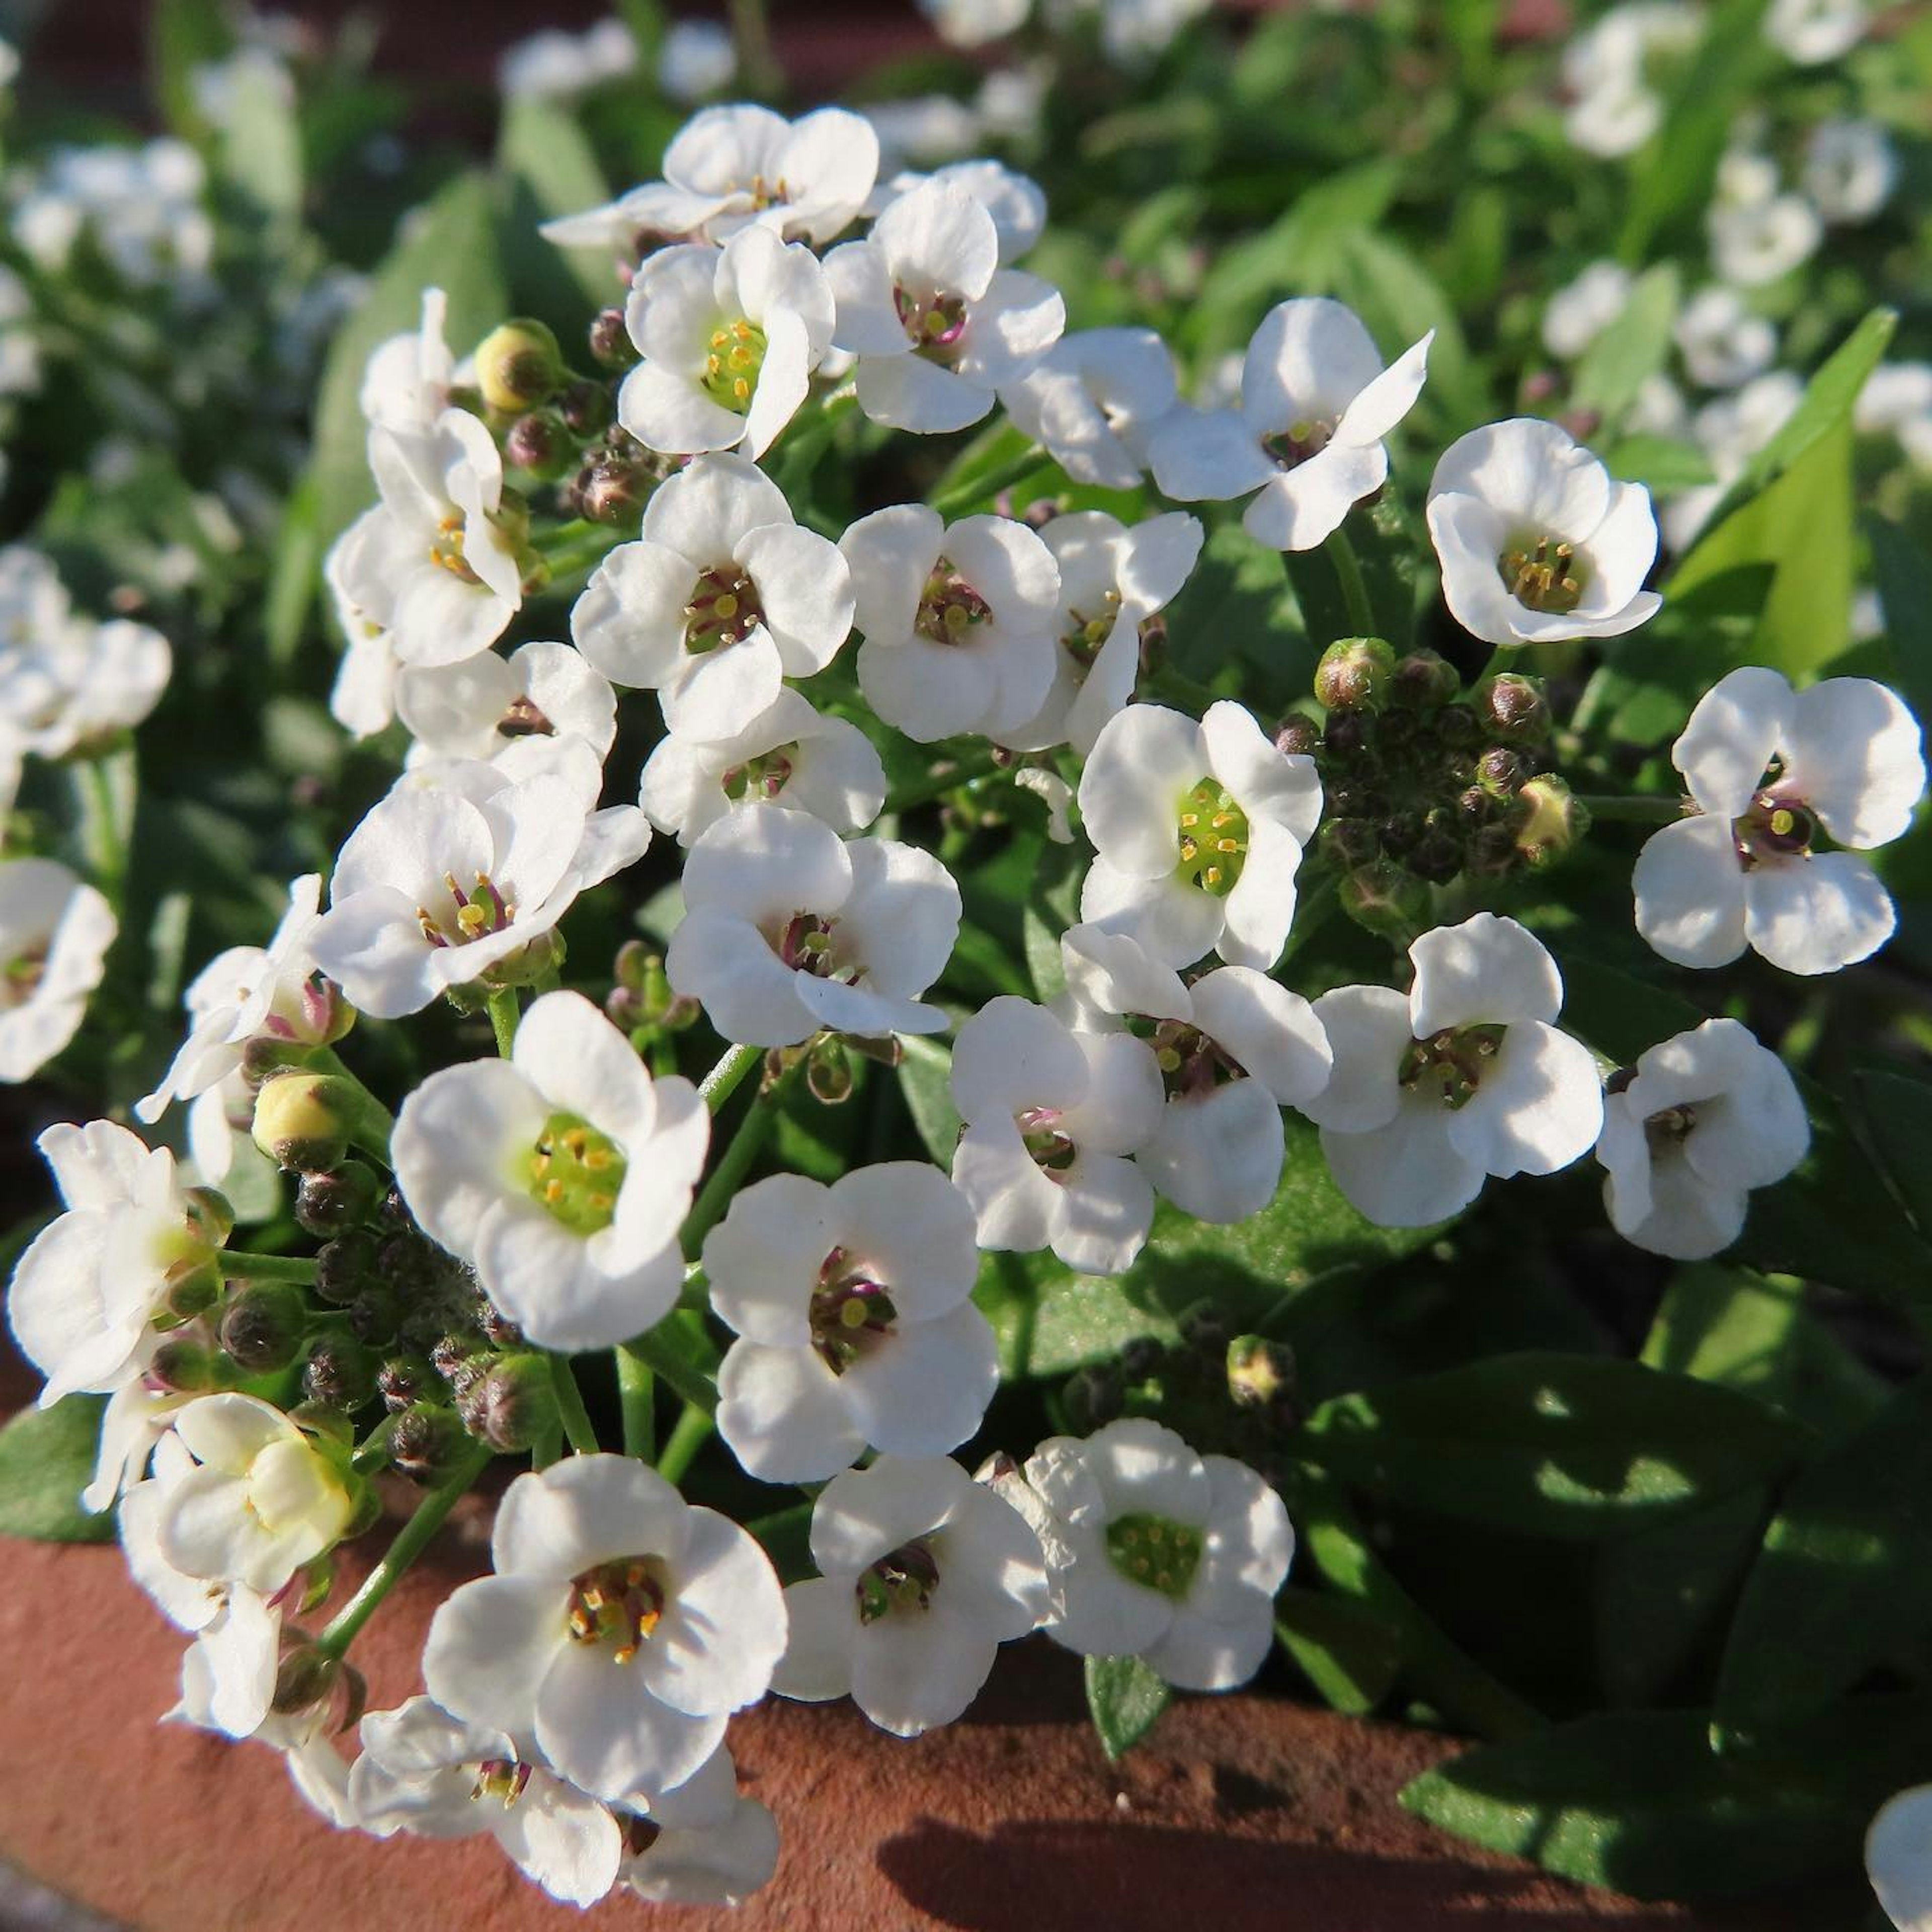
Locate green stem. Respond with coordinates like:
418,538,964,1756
615,1345,656,1462
656,1404,715,1486
727,0,781,95
697,1040,763,1113
1278,870,1339,968
884,746,1006,816
1570,793,1685,824
313,1441,493,1660
682,1056,796,1260
929,447,1051,522
488,986,522,1058
219,1251,319,1283
1325,524,1376,638
1146,665,1222,714
621,1323,719,1416
72,749,133,910
549,1355,600,1454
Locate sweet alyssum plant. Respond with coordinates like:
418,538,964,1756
4,3,1932,1919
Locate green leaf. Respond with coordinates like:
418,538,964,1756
974,1251,1178,1382
1572,265,1680,427
895,1032,961,1167
1157,520,1304,696
1300,1352,1804,1540
1273,1584,1403,1716
216,51,303,224
1868,516,1932,735
1084,1653,1171,1761
1021,839,1083,1003
1855,1068,1932,1244
1329,229,1487,432
148,0,234,139
308,173,508,553
497,95,613,328
263,473,322,671
1602,435,1718,495
0,1398,115,1545
1402,1699,1930,1899
1715,1374,1932,1744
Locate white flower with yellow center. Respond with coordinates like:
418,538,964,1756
0,856,115,1084
396,640,616,769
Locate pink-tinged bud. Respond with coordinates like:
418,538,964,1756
1314,637,1396,713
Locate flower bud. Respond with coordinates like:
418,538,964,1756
183,1185,235,1250
253,1072,364,1174
349,1286,401,1345
1389,649,1459,710
576,449,652,526
1323,711,1373,760
558,377,611,437
475,317,564,415
1227,1335,1295,1410
1468,822,1521,876
1272,713,1321,759
295,1162,383,1240
1314,636,1395,713
1319,817,1383,869
1474,672,1551,745
505,409,573,480
1434,702,1479,749
389,1402,467,1481
477,1302,526,1351
806,1035,854,1105
302,1334,378,1411
219,1282,309,1374
1513,773,1589,869
270,1643,342,1719
161,1255,222,1324
377,1353,437,1412
589,307,638,370
240,1033,312,1089
1476,745,1526,798
1411,825,1465,886
456,1351,556,1453
148,1337,227,1393
1338,860,1430,944
315,1233,375,1306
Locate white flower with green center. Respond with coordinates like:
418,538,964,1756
1004,327,1178,490
666,807,960,1048
1765,0,1866,62
1559,3,1702,157
771,1456,1047,1736
1426,418,1662,647
153,1393,357,1595
1596,1019,1810,1259
1301,913,1604,1228
1632,666,1925,976
0,856,115,1084
392,990,707,1351
616,226,835,461
707,1163,998,1483
1674,286,1776,391
867,159,1046,265
423,1456,787,1803
1077,700,1322,971
950,995,1166,1275
1018,1418,1294,1690
639,685,887,848
358,286,454,432
395,639,616,769
824,178,1065,434
842,504,1061,743
1060,923,1331,1224
572,453,852,743
999,509,1202,756
1149,297,1431,552
8,1119,226,1407
0,607,172,760
1869,1784,1932,1931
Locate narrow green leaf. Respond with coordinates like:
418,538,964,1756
263,472,321,671
1274,1584,1403,1716
1867,517,1932,737
1572,265,1680,426
1855,1068,1932,1243
0,1398,115,1545
1084,1653,1172,1761
1330,229,1487,432
1603,435,1717,495
895,1032,961,1167
216,53,303,223
497,95,614,325
147,0,233,140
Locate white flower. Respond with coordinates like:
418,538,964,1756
1765,0,1865,61
396,639,616,768
1077,700,1322,971
950,995,1165,1275
1427,418,1662,646
86,1377,190,1514
771,1456,1046,1735
0,266,39,397
393,990,707,1351
1540,261,1632,361
7,1120,222,1406
1061,923,1331,1223
153,1393,356,1594
1015,766,1076,841
1666,370,1803,549
707,1163,997,1483
863,98,984,173
1050,0,1214,61
572,453,851,740
1151,298,1430,552
16,139,214,291
640,686,886,847
423,1455,787,1803
620,1785,781,1907
918,0,1030,44
659,21,737,102
1005,327,1177,489
1632,667,1925,976
0,857,115,1083
1805,118,1897,223
1857,363,1932,471
616,227,836,461
1596,1019,1808,1259
336,409,524,669
868,159,1048,266
1707,152,1822,287
824,180,1065,434
667,808,960,1047
1020,1419,1293,1688
310,745,649,1018
1001,509,1201,756
1868,1785,1932,1932
325,512,401,738
1674,285,1776,391
843,505,1060,743
359,287,454,432
499,19,636,101
136,873,330,1123
1559,5,1702,158
351,1696,624,1908
1301,914,1605,1228
543,105,880,250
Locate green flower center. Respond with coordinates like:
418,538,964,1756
566,1556,666,1663
1104,1512,1203,1600
417,870,515,949
855,1539,940,1623
1177,778,1249,896
1735,788,1817,866
721,743,798,802
1,946,47,1010
1398,1022,1507,1110
1644,1103,1698,1151
916,560,991,645
1499,533,1586,614
684,565,765,655
527,1110,626,1236
470,1759,533,1807
810,1246,899,1375
701,316,767,410
1062,590,1120,669
895,286,969,361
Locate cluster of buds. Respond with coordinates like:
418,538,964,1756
1287,638,1589,945
468,317,613,489
605,940,700,1048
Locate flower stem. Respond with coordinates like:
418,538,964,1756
682,1054,797,1261
928,446,1052,522
219,1251,319,1283
313,1440,494,1661
549,1355,601,1454
884,746,1006,816
621,1318,720,1416
1325,523,1376,638
655,1403,714,1486
487,986,522,1058
1145,665,1222,715
697,1040,762,1113
1569,793,1685,824
615,1345,655,1462
71,747,135,911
